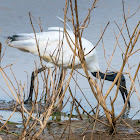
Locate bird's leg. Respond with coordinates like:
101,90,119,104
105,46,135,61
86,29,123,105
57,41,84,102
56,69,66,113
24,66,46,104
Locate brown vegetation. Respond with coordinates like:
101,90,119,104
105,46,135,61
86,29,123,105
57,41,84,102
0,0,140,139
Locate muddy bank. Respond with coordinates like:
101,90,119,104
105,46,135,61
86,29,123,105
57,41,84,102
0,101,140,140
0,117,140,139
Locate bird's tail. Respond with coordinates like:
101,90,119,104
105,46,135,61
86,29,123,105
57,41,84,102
8,33,34,42
7,34,35,53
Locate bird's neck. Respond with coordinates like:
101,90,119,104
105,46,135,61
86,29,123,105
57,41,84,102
91,71,117,82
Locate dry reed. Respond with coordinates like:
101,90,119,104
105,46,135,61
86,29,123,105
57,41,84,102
0,0,139,139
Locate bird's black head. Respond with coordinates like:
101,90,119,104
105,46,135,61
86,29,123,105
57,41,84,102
92,71,130,108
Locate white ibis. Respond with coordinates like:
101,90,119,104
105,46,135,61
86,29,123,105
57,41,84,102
7,27,130,107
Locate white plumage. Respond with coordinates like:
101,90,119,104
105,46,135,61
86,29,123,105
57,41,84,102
8,27,99,73
7,26,131,107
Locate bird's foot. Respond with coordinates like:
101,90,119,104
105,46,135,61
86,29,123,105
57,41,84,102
24,98,33,104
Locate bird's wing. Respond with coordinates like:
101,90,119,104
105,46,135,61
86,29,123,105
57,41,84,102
7,28,99,71
7,30,76,67
48,27,64,32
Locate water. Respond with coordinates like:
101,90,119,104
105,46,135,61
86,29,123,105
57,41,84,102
0,0,140,120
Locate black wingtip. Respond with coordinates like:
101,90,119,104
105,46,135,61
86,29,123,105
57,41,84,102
7,35,20,42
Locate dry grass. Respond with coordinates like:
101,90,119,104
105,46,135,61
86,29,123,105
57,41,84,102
0,0,140,139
